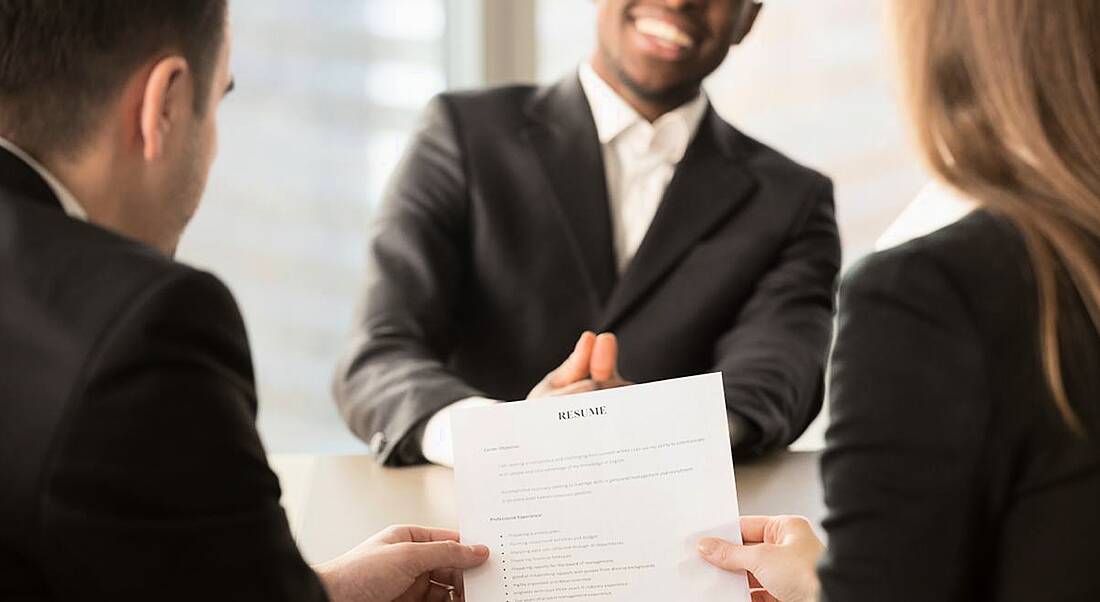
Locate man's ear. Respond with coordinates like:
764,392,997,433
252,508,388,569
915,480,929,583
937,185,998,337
139,56,190,162
732,1,762,46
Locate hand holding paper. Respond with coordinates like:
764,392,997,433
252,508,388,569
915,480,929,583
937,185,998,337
700,516,824,602
453,373,749,602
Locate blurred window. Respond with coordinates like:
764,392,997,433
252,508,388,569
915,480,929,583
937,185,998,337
178,0,447,452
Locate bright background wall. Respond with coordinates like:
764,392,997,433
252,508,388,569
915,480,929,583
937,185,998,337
177,0,925,454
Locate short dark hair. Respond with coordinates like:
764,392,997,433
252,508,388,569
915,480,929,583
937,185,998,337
0,0,227,157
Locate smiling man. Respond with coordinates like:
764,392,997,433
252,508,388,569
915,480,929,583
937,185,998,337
335,0,841,467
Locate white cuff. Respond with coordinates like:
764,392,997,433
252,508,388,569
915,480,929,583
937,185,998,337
421,396,498,467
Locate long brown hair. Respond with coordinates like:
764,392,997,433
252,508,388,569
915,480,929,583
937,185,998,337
893,0,1100,433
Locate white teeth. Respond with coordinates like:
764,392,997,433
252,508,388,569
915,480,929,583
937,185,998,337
634,17,694,49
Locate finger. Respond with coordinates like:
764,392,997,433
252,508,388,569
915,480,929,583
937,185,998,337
772,515,818,544
375,525,462,545
401,574,432,602
595,377,632,391
426,586,449,602
395,541,491,576
425,576,454,602
549,332,596,387
453,570,465,598
590,332,619,381
551,379,598,396
428,568,463,602
429,568,460,587
698,537,766,573
739,515,774,544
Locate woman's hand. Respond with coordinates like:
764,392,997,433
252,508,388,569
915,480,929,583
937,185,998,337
698,515,824,602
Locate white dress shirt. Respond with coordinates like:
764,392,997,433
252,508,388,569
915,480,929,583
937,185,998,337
579,62,708,273
419,65,709,467
0,136,87,221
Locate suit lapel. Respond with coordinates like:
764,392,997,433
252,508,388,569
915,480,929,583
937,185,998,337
598,109,758,330
524,76,618,307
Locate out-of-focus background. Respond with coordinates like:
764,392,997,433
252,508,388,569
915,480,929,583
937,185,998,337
177,0,925,454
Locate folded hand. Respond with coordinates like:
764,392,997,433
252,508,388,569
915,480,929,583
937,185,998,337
528,331,632,398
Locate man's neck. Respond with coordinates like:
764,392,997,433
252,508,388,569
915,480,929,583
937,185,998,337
589,56,701,123
25,141,178,256
55,159,177,255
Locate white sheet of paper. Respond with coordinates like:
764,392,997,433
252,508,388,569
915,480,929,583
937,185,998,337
453,373,748,602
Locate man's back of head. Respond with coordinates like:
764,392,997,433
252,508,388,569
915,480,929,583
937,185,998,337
0,0,232,254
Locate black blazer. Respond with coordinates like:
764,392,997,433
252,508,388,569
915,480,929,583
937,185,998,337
821,211,1100,601
334,75,841,465
0,147,326,601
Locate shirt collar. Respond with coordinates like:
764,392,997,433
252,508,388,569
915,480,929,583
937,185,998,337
0,136,88,221
578,62,709,164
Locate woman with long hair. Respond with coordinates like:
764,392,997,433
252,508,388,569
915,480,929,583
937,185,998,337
698,1,1100,599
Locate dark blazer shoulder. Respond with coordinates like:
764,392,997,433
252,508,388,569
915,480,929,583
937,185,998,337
845,210,1029,303
432,82,542,129
2,195,244,381
8,196,193,295
438,82,541,108
49,220,249,377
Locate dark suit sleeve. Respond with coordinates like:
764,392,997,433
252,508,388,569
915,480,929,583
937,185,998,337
39,269,327,601
818,247,990,602
712,176,841,454
333,95,484,466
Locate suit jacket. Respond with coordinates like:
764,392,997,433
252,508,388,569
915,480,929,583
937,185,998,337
0,147,327,601
335,75,841,466
821,211,1100,601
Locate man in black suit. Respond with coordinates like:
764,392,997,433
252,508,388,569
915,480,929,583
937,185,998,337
0,2,486,600
335,0,841,467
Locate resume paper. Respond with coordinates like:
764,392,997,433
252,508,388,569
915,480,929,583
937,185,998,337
452,373,748,601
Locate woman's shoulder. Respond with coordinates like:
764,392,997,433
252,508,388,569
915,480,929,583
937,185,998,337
846,210,1033,306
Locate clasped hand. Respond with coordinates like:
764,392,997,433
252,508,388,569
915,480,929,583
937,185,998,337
528,331,633,398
